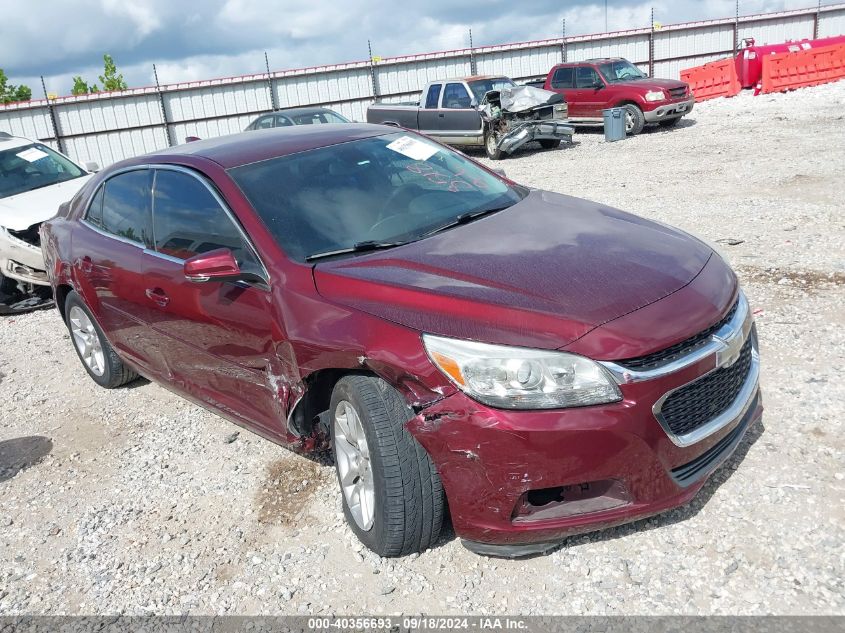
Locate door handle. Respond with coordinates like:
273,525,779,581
145,287,170,307
438,113,445,117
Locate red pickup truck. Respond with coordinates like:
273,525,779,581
542,58,694,135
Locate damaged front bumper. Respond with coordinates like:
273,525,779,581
406,376,762,558
497,120,574,154
0,226,49,286
0,226,53,314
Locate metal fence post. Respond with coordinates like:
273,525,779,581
561,19,567,63
649,8,655,77
367,40,380,100
153,65,174,147
734,0,740,53
265,52,279,111
469,29,477,75
40,76,65,155
814,0,821,39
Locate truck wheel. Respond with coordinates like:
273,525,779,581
64,291,138,388
539,139,561,150
624,105,645,135
485,132,503,160
330,375,445,557
659,117,681,128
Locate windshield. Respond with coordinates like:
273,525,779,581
0,143,86,199
230,132,525,262
597,60,648,83
291,110,351,125
467,77,517,102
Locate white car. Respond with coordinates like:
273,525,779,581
0,132,95,313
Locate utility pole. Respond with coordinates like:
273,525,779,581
605,0,608,32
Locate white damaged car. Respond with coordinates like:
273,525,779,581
0,132,95,313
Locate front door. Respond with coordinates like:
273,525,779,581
430,82,483,144
573,66,608,120
141,167,283,434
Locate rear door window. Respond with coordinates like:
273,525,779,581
100,170,152,245
442,83,472,109
551,67,575,89
151,169,260,272
275,115,294,127
424,84,442,109
575,67,601,88
85,185,105,228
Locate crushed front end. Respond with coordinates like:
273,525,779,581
481,85,574,156
0,222,53,314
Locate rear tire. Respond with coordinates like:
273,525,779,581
624,105,646,135
64,291,138,388
659,117,681,128
330,375,445,557
538,139,561,150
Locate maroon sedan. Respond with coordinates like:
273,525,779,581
41,124,762,558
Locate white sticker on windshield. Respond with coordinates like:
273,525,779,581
386,136,439,161
16,148,49,163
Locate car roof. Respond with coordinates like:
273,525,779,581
129,123,398,169
557,58,624,65
261,106,340,117
0,132,36,151
436,75,507,83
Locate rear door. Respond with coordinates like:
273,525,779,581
140,166,282,433
549,66,584,116
573,66,608,119
72,169,155,369
418,83,443,135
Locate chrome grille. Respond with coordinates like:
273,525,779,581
660,336,754,437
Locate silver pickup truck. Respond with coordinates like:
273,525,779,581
366,76,574,159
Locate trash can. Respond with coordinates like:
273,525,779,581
602,107,626,142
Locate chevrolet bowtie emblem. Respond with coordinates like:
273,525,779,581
715,331,744,368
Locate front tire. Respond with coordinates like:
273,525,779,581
484,130,503,160
64,291,138,388
538,139,561,150
624,104,646,135
330,375,444,557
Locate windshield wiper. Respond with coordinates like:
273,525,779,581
306,240,408,262
422,205,511,238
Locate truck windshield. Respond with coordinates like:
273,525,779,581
230,132,525,262
467,78,517,102
0,143,86,199
597,60,648,83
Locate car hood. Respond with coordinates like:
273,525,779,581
313,190,712,350
0,175,92,231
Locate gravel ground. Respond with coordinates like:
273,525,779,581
1,82,844,616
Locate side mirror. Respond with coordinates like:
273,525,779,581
84,161,100,173
185,136,202,143
470,97,479,108
592,81,605,90
184,248,250,284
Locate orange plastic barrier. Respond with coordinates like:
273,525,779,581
680,58,741,102
759,43,845,94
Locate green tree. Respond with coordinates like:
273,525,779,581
0,69,33,104
71,76,98,95
98,54,127,91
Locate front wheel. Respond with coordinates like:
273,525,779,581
330,375,445,557
624,105,646,135
484,131,503,160
538,139,561,150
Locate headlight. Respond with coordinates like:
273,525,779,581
423,334,622,410
644,90,666,102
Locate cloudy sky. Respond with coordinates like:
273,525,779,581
0,0,834,97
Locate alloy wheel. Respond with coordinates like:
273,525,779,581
68,306,105,376
334,400,375,531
